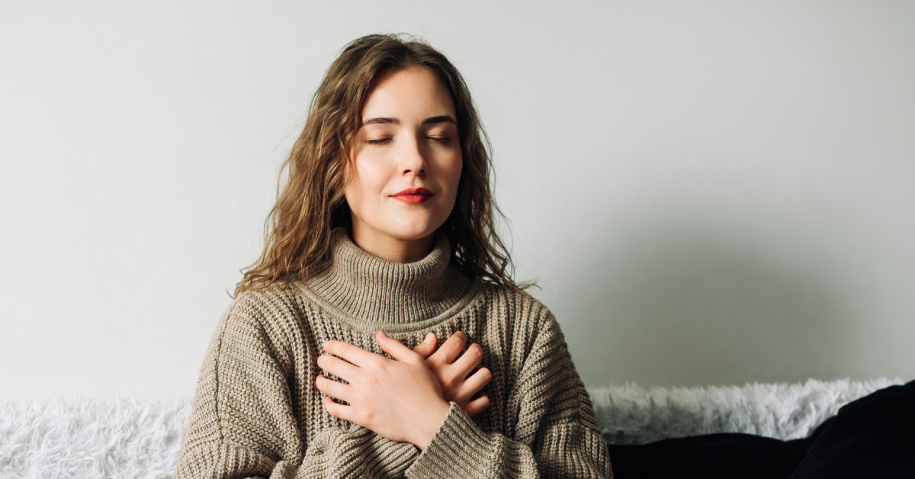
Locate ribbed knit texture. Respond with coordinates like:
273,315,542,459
174,228,613,478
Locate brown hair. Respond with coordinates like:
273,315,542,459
235,33,532,297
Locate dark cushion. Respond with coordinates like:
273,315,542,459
604,380,915,479
789,380,915,479
607,433,806,479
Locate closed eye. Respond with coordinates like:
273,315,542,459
366,137,451,145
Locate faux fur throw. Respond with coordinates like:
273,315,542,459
0,378,901,478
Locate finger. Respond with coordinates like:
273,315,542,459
464,392,490,418
451,342,484,377
315,375,355,404
432,331,467,364
455,367,491,403
323,340,381,368
377,330,422,364
317,354,359,382
412,332,438,359
322,395,358,424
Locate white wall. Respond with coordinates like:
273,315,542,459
1,1,913,398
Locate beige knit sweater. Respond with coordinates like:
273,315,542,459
174,228,613,478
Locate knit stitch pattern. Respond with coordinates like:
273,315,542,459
174,228,612,478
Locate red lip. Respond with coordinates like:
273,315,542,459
390,187,433,204
391,187,433,196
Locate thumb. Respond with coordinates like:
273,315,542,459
377,330,421,363
413,332,438,359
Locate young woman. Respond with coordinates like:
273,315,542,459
174,34,613,478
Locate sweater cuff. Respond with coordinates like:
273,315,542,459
406,402,500,478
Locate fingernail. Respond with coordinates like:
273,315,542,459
379,330,389,338
423,332,434,344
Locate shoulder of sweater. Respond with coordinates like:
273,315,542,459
477,281,557,329
224,282,302,325
217,284,304,363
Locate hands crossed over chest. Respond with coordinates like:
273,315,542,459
316,330,491,450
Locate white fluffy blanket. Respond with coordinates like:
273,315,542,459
0,378,901,478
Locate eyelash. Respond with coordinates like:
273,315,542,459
366,137,451,145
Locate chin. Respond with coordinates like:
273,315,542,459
382,217,444,241
386,226,437,241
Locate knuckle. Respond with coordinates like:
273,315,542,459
325,355,337,369
442,376,456,390
361,410,374,424
447,331,464,347
369,357,385,372
365,375,380,388
319,377,332,393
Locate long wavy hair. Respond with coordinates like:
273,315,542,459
235,33,532,297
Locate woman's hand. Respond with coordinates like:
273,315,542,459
412,331,491,418
316,331,451,450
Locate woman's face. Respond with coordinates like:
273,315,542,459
344,66,463,244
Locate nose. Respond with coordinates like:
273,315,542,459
397,135,427,177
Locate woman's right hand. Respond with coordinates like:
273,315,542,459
413,331,491,417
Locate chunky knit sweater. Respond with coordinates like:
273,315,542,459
174,228,613,478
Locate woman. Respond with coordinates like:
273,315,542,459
174,33,613,478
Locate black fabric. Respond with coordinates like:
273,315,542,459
607,433,807,479
789,380,915,478
606,380,915,478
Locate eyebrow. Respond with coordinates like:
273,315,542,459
362,115,457,126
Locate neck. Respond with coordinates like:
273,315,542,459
349,218,436,264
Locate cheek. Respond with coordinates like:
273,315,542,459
345,156,389,209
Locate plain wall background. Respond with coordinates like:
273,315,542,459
2,1,913,398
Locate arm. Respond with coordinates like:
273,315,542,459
404,310,613,479
174,295,420,479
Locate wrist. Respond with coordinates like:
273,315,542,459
413,400,451,451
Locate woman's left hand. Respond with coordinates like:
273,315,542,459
316,330,451,450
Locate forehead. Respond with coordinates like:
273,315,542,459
361,66,456,120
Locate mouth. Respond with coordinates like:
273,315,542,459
390,187,433,204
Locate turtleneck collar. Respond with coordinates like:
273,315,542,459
299,227,477,331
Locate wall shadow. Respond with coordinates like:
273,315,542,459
560,218,864,388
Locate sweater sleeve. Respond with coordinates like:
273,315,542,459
174,295,420,479
404,309,613,479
